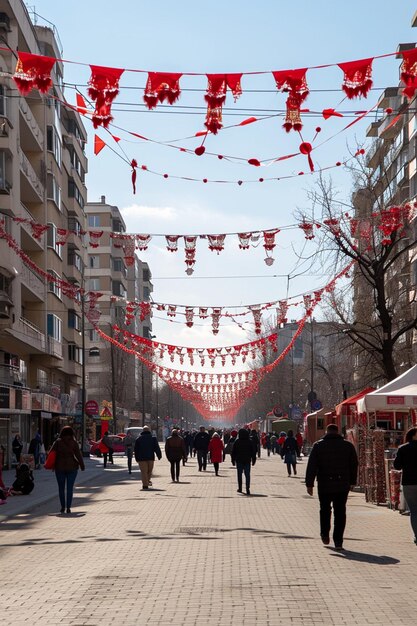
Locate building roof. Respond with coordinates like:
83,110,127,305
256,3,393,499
335,387,375,417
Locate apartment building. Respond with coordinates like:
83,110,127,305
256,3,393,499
0,1,88,464
85,197,153,435
352,37,417,384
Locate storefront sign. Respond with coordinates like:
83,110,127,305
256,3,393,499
85,400,99,416
387,396,405,405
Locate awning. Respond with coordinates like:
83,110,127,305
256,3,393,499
357,365,417,412
335,387,375,417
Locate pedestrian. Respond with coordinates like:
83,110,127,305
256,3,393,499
123,432,136,474
183,431,193,460
265,433,272,457
134,425,162,490
296,431,303,457
48,426,85,514
281,430,300,476
305,423,358,550
12,434,23,464
224,429,237,462
222,429,231,461
270,432,277,455
277,431,286,456
231,428,257,495
28,431,42,469
393,426,417,545
250,429,261,458
193,425,210,471
100,431,114,468
165,429,186,482
9,462,35,495
208,433,224,476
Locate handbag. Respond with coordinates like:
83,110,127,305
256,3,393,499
44,449,56,470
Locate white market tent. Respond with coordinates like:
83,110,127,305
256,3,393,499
356,365,417,413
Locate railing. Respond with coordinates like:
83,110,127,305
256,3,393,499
20,264,45,299
0,363,23,386
18,148,44,199
18,98,44,149
19,316,46,351
47,336,63,359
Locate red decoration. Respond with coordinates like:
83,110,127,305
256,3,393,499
143,72,182,109
207,234,226,253
273,68,309,132
338,58,373,99
88,65,124,128
88,230,103,248
13,51,56,95
250,306,262,334
94,135,106,155
322,108,344,119
400,48,417,100
211,308,222,335
299,222,315,240
238,233,251,249
263,230,279,252
166,235,180,252
131,159,138,194
299,141,314,172
184,236,197,275
204,74,243,134
185,307,194,328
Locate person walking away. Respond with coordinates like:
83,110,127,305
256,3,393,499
193,425,210,471
394,427,417,545
208,433,224,476
165,429,186,482
100,431,114,468
123,432,135,474
250,429,261,459
184,431,193,460
231,428,257,495
277,431,286,457
296,431,303,458
134,425,162,490
305,423,358,550
223,429,231,461
281,430,300,476
12,434,23,464
224,429,237,463
28,431,42,469
9,462,35,495
49,426,85,514
270,432,277,455
265,433,272,457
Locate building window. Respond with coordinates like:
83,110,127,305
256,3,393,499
47,125,62,167
68,310,81,331
47,314,62,342
68,343,83,364
0,85,7,118
112,219,124,233
88,329,100,341
47,224,63,259
68,250,83,272
88,215,100,227
48,270,62,299
142,326,151,339
68,217,83,236
47,173,62,209
89,255,100,269
143,268,150,282
143,286,150,301
68,178,85,209
112,280,126,298
89,347,100,357
37,368,48,388
88,278,101,291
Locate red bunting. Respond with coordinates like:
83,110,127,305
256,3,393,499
400,48,417,100
13,51,56,95
204,74,243,134
273,68,309,132
338,58,374,99
143,72,182,109
88,65,124,128
94,135,106,155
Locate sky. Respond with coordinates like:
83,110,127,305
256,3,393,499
26,0,417,352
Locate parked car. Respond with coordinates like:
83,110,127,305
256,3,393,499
124,427,143,441
90,435,126,457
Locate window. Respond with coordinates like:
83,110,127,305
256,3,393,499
47,173,61,209
37,368,48,388
68,250,83,272
47,224,63,258
47,314,62,341
143,268,150,282
142,326,151,339
89,278,101,291
112,280,126,298
48,270,62,299
89,347,100,357
317,418,324,430
68,179,85,209
112,219,124,233
88,215,100,228
68,217,83,236
47,125,62,167
68,343,83,364
68,310,81,331
0,150,11,192
89,256,100,269
88,329,100,341
68,146,85,181
293,337,304,359
0,85,7,118
113,258,126,276
143,286,150,301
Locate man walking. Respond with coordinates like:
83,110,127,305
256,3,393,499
193,425,210,471
305,424,358,550
134,426,162,490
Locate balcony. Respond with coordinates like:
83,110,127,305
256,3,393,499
19,203,45,251
378,111,403,141
366,138,383,169
19,149,44,202
19,97,44,151
47,336,63,360
20,263,45,301
0,363,25,386
15,316,46,353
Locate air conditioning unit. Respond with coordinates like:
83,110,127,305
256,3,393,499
0,13,11,32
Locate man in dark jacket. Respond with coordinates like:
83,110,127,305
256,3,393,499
305,424,358,550
134,426,162,490
231,428,257,495
193,426,210,471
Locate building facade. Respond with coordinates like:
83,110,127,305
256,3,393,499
0,0,88,465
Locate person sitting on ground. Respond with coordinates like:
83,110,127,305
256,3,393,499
9,463,34,495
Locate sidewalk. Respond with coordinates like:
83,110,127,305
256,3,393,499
1,453,417,625
0,455,118,519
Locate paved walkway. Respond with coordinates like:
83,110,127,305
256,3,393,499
1,452,416,625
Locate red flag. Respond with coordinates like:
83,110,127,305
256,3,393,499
76,93,88,114
94,135,106,156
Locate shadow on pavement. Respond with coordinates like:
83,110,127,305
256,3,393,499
330,549,400,565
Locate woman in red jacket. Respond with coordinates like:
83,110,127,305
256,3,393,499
208,433,224,476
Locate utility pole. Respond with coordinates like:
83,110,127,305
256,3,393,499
310,318,314,398
141,361,146,427
80,289,87,455
109,322,117,434
155,374,159,439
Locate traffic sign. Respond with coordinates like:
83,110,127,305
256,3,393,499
85,400,99,416
100,406,112,419
307,390,317,403
311,399,322,411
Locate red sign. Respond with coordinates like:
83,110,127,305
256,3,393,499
386,396,405,405
85,400,99,416
100,406,112,419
